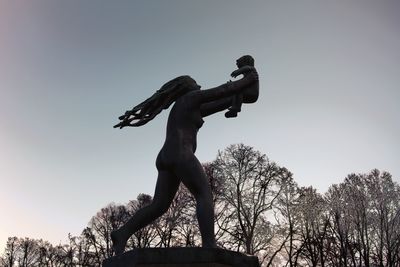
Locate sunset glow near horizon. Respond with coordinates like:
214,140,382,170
0,1,399,251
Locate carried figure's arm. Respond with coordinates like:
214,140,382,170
231,65,254,78
200,97,233,118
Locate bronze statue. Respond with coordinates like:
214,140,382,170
111,60,259,255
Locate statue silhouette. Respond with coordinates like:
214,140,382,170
112,64,259,255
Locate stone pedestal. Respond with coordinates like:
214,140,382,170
102,247,260,267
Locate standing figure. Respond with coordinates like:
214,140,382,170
111,67,259,255
225,55,259,118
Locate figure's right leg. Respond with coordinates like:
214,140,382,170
111,170,180,255
174,155,217,248
225,94,242,118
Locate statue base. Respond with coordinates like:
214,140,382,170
102,247,260,267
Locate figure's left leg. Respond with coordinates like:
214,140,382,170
232,93,243,112
111,170,180,254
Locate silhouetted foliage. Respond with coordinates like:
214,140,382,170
208,144,291,265
1,146,399,267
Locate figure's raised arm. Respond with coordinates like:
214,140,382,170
194,67,258,104
231,65,255,78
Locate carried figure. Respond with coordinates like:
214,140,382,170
225,55,259,118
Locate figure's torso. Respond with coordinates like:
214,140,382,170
240,67,259,103
156,94,204,169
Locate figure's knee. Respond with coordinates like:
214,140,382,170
243,94,258,104
149,199,170,215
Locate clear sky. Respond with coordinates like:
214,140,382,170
1,0,399,251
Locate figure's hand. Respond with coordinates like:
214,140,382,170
231,69,241,78
230,67,258,87
113,121,123,128
231,66,256,78
115,110,133,128
118,110,131,120
114,117,132,129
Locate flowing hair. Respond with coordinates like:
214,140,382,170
114,75,199,128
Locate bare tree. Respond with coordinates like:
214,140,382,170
324,169,400,267
209,144,290,266
326,182,359,267
1,237,18,267
161,185,200,247
275,175,302,267
364,170,400,267
66,233,98,266
296,186,330,267
15,238,40,267
125,194,159,248
85,203,129,264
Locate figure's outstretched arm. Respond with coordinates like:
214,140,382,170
194,67,258,104
200,97,232,118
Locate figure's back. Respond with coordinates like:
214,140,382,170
242,80,259,103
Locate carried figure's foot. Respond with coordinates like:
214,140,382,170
225,109,238,118
111,229,127,256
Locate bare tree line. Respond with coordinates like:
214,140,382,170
1,144,399,267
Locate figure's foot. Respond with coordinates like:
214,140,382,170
225,110,238,118
111,229,127,256
202,241,218,249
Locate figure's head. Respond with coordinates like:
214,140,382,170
157,75,200,102
182,76,201,92
176,75,200,94
236,55,254,68
124,76,200,127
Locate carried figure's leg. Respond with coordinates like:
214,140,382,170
225,94,243,118
174,155,216,248
111,170,180,255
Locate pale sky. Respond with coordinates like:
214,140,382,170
0,1,399,251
